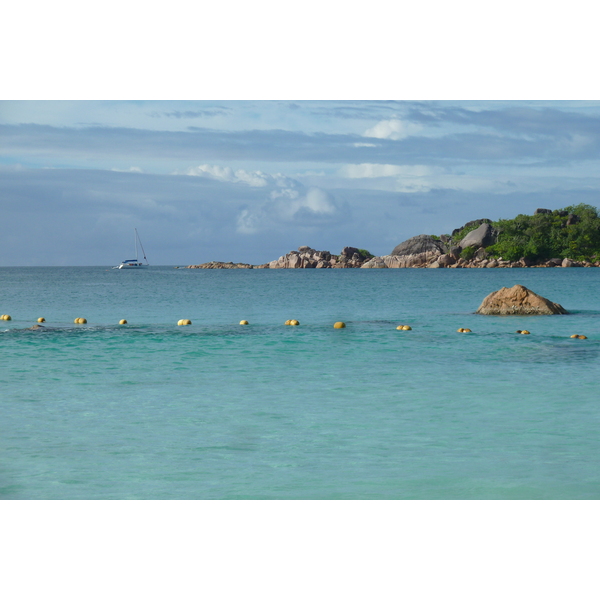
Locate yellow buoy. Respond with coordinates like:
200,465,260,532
521,330,530,335
402,325,412,331
240,320,249,325
3,315,12,321
577,335,587,339
178,319,192,326
462,328,471,333
570,334,579,338
74,318,86,324
457,328,464,332
284,320,291,325
119,319,128,325
290,320,299,326
38,317,45,323
334,322,346,329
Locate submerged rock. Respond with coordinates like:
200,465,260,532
476,284,568,315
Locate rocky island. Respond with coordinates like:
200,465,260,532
187,204,600,269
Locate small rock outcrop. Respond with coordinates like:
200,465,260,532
476,284,568,315
267,246,368,269
187,261,254,269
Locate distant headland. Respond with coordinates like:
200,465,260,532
187,204,600,269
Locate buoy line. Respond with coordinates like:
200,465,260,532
0,314,593,339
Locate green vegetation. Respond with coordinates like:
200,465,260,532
460,246,476,261
357,249,374,260
485,204,600,262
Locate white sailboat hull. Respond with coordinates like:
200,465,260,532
114,262,148,269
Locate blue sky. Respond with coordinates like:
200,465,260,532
2,2,599,266
2,100,600,265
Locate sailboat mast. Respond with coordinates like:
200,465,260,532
135,228,148,264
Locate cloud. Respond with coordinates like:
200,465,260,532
363,118,422,140
111,166,144,173
186,164,270,187
237,187,345,234
184,163,301,190
151,109,231,119
336,163,436,193
182,163,345,234
4,118,600,172
339,163,433,179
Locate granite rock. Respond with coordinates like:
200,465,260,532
391,235,445,256
476,284,568,315
459,223,497,249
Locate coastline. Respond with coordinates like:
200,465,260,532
186,255,600,270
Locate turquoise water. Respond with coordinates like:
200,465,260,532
1,266,600,499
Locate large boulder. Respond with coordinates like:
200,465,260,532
391,235,445,256
340,246,360,258
451,219,492,238
459,223,497,249
476,284,568,315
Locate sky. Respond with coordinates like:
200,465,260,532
2,100,600,266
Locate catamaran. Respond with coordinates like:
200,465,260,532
113,228,149,269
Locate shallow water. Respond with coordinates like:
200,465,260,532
1,266,599,499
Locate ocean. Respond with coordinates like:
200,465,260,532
1,266,599,499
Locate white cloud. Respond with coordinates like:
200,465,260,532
111,166,144,173
339,163,433,179
181,163,344,234
337,163,435,193
237,187,342,234
352,142,377,148
363,118,422,140
236,208,261,234
185,163,301,189
185,164,268,186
